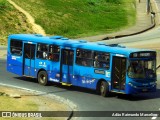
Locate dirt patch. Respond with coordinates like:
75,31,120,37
7,0,46,35
0,85,70,119
0,1,34,45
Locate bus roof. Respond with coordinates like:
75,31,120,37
9,34,155,57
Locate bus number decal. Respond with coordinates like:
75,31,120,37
105,71,110,78
12,56,16,60
94,69,105,75
12,56,20,60
39,62,46,67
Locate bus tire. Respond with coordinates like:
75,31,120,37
38,71,48,86
100,81,110,97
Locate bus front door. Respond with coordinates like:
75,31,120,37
111,56,126,91
23,43,36,77
60,49,74,84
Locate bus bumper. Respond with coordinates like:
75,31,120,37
126,82,156,94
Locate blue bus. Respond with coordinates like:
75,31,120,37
7,34,157,97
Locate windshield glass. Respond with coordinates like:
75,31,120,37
128,60,156,79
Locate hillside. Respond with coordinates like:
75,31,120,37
0,0,33,45
11,0,136,38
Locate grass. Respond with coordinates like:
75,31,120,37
0,96,38,111
0,0,33,45
0,96,61,120
0,86,67,120
0,94,38,120
11,0,136,38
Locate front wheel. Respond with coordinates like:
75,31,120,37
38,71,48,86
100,81,110,97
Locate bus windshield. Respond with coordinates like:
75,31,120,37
128,60,156,79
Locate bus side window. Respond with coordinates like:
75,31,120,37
93,51,110,69
48,45,60,62
37,43,48,59
76,49,92,67
94,55,99,68
10,39,22,56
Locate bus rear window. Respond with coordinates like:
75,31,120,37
10,39,22,56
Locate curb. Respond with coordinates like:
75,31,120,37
0,83,78,119
101,23,155,40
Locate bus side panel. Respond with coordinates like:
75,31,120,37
34,59,48,77
35,60,60,82
7,52,23,76
72,65,112,90
48,61,60,82
73,65,97,89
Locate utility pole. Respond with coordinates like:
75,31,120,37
146,0,150,14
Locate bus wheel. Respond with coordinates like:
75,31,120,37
38,71,48,86
100,81,109,97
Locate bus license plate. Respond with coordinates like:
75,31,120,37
142,89,148,92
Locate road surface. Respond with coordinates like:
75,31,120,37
0,59,160,120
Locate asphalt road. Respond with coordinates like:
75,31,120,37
0,59,160,120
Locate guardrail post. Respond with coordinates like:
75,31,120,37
146,0,150,14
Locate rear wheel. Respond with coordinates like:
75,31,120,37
38,71,48,86
100,81,110,97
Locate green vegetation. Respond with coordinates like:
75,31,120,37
12,0,136,38
0,92,38,120
0,96,38,111
0,96,56,120
0,0,33,45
